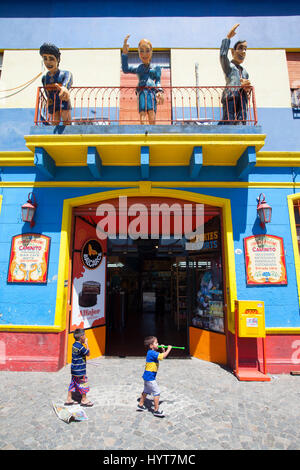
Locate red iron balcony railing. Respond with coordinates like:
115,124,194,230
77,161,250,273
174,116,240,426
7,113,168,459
34,85,258,126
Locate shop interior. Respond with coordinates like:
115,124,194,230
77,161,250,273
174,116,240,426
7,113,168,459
105,231,224,357
72,204,225,357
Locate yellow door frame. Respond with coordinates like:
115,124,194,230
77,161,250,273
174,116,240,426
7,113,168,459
55,182,237,363
288,193,300,309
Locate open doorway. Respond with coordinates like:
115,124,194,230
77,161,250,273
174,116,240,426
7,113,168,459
106,238,189,356
70,197,225,359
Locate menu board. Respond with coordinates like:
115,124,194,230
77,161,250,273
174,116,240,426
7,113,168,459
7,233,50,283
244,235,287,285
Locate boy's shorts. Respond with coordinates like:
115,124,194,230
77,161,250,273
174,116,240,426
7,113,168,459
143,379,160,397
68,375,89,395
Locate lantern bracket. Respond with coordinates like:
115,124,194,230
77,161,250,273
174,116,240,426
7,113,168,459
257,193,272,229
21,192,37,228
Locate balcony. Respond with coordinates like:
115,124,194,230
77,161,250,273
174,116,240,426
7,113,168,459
24,85,265,178
34,85,258,126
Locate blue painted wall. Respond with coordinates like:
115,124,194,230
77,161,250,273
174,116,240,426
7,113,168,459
0,186,63,326
0,179,299,328
0,1,299,329
1,0,299,17
0,1,299,48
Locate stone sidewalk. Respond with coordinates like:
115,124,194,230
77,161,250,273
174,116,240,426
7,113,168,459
1,356,300,450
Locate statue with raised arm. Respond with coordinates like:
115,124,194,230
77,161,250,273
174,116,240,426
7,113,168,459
39,43,73,125
121,35,164,125
219,24,251,124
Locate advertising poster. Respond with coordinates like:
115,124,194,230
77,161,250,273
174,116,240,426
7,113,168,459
191,256,224,333
7,233,50,283
244,234,287,285
70,217,107,331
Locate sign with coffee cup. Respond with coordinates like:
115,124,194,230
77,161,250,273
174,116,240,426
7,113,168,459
70,229,107,331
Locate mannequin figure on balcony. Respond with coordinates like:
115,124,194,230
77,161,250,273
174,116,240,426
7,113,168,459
39,43,73,125
219,24,251,125
122,35,164,125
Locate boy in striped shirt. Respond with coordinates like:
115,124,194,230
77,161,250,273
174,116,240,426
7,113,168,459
65,329,93,407
137,336,172,417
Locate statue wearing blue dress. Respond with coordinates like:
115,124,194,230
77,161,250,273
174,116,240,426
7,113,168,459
39,43,73,125
122,35,164,124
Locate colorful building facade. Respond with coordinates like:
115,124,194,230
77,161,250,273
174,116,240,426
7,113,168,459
0,1,300,375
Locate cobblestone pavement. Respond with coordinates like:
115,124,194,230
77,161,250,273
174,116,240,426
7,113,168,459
1,356,300,450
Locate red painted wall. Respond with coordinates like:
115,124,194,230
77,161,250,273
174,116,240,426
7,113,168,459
227,331,300,374
0,331,66,372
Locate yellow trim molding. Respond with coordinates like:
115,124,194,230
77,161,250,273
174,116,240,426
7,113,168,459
1,181,300,189
0,325,62,332
267,328,300,335
256,151,300,167
0,151,34,166
3,148,300,169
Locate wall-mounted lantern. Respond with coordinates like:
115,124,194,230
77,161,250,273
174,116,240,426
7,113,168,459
257,193,272,229
21,193,37,228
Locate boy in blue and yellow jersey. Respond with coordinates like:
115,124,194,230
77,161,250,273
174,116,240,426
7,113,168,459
39,43,73,125
65,328,93,407
137,336,172,417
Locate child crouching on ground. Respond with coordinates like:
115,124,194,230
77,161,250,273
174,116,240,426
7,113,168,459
137,336,172,417
65,328,93,407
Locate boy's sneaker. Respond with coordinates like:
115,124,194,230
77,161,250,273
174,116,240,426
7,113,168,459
153,409,165,417
137,404,147,411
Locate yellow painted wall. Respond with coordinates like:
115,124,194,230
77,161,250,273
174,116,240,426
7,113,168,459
0,47,292,109
0,50,42,109
171,49,224,87
245,50,291,108
0,49,121,108
171,48,292,108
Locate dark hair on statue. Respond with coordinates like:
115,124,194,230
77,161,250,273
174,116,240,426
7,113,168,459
74,328,85,340
39,43,61,63
144,336,157,349
233,40,247,50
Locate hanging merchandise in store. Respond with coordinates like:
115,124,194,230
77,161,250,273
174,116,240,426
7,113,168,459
190,216,224,334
